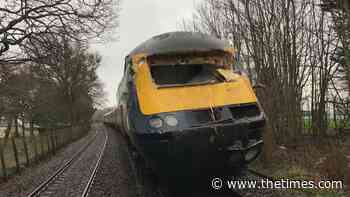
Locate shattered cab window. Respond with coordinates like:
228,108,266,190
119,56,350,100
150,64,225,87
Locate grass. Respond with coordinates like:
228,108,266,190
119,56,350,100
314,191,345,197
0,138,42,175
250,139,349,197
251,161,346,196
0,126,88,178
303,119,350,130
0,130,50,177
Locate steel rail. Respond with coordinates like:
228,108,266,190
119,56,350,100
27,130,99,197
81,127,108,197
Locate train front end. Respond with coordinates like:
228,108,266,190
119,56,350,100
126,32,266,177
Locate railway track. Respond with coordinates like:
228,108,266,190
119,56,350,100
27,127,108,197
85,125,138,197
81,129,108,197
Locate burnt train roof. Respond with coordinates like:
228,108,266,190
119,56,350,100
128,31,232,57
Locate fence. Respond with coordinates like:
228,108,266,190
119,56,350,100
0,124,90,181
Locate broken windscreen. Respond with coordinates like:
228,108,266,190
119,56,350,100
150,64,226,87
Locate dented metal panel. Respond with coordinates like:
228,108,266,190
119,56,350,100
133,55,257,115
129,32,233,56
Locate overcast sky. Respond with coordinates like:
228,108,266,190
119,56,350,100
92,0,201,107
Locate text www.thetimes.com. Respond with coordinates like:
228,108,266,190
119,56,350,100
211,178,343,190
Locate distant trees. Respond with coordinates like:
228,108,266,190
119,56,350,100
183,0,348,145
1,69,35,136
27,36,104,127
0,38,104,142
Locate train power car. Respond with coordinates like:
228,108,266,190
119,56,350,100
113,31,266,177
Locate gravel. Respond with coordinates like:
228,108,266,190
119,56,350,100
37,125,106,197
86,126,137,197
0,124,97,197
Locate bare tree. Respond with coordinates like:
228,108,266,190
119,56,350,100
184,0,342,143
320,0,350,134
0,0,120,63
26,35,103,127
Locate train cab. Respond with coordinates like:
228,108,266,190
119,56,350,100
116,31,266,177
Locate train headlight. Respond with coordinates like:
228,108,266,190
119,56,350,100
164,115,178,127
149,117,163,129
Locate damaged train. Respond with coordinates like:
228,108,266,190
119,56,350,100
104,31,266,177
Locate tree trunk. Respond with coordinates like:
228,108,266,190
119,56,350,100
30,120,38,162
30,119,34,137
3,118,12,144
261,121,275,167
14,116,19,138
21,117,29,166
11,137,20,172
0,143,7,179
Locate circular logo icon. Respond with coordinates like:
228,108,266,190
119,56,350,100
211,178,223,190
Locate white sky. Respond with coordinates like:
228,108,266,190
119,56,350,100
92,0,201,107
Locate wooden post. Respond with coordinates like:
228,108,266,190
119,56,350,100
30,121,38,163
61,129,65,146
0,144,7,180
262,121,276,168
11,138,20,172
63,128,68,145
50,129,56,155
56,131,60,149
59,131,62,148
46,130,51,155
39,131,45,157
60,131,63,147
54,130,59,149
14,116,19,137
32,135,38,163
69,126,73,142
21,120,29,166
54,130,57,150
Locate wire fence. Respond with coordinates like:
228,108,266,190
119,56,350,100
0,124,90,181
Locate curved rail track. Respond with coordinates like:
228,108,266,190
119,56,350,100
81,129,108,197
27,127,108,197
